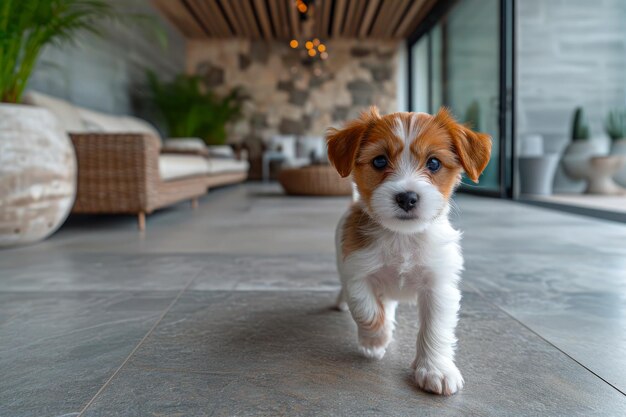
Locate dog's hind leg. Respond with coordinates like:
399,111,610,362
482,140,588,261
335,287,349,311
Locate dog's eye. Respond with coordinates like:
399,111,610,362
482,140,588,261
372,155,388,170
426,157,441,172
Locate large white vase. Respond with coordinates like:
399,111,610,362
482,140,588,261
0,103,77,247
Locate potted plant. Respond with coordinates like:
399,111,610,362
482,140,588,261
562,107,600,172
606,108,626,185
0,0,120,247
562,107,625,194
145,72,247,146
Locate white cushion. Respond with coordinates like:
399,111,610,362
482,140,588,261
77,109,162,149
268,135,297,159
163,138,207,151
77,107,126,132
207,145,235,159
208,158,249,175
159,154,210,181
22,91,85,132
298,136,327,161
121,116,160,138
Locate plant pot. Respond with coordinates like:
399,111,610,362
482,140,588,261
561,140,605,182
610,138,626,186
0,103,77,247
519,154,559,195
562,155,626,195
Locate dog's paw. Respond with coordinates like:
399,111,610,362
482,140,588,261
359,345,386,360
413,359,464,395
335,300,349,311
358,329,392,360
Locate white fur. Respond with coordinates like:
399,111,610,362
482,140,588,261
334,113,465,395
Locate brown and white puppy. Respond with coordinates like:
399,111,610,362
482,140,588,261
327,107,491,395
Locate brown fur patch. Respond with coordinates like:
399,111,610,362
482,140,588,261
326,107,381,178
408,114,464,198
433,108,492,183
353,126,404,205
341,204,377,259
360,298,386,333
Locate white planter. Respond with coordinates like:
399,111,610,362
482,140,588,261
562,140,603,183
519,154,559,195
611,138,626,186
0,103,77,247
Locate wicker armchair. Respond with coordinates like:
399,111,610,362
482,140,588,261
70,133,207,230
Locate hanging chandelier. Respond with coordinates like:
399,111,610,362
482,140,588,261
289,0,328,62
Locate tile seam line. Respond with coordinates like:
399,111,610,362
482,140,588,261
465,281,626,397
76,268,203,416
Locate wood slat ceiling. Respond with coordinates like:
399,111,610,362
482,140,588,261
152,0,438,40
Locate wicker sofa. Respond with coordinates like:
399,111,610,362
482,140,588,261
23,91,248,230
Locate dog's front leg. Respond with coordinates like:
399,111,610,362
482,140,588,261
345,279,396,360
412,281,464,395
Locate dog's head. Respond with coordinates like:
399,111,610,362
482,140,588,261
326,107,491,234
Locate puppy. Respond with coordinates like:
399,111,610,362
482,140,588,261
327,107,491,395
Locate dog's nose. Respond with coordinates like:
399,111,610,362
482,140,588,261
395,191,419,212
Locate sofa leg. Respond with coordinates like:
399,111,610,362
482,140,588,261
191,197,199,209
137,212,146,231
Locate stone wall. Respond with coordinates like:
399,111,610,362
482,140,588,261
27,0,186,116
186,39,400,177
516,0,626,191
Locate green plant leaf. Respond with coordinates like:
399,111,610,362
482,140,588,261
571,107,591,141
0,0,166,103
605,109,626,141
145,71,247,145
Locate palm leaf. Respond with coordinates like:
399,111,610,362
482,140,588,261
146,71,247,145
0,0,165,103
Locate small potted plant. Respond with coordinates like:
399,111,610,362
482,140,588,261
562,107,625,194
562,107,604,163
606,108,626,185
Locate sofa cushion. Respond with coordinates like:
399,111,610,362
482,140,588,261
159,154,210,181
121,116,161,138
208,158,249,175
22,91,85,132
207,145,235,159
77,107,126,132
163,138,207,151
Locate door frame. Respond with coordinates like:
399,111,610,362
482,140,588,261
406,0,515,198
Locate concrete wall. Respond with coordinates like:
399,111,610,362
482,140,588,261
27,0,186,116
516,0,626,191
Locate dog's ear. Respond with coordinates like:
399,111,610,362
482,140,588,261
326,106,380,177
434,107,492,183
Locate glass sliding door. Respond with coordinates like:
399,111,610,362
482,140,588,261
411,35,430,113
408,0,512,196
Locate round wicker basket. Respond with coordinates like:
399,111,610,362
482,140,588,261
278,165,352,196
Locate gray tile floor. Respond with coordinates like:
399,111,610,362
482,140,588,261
1,183,625,416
